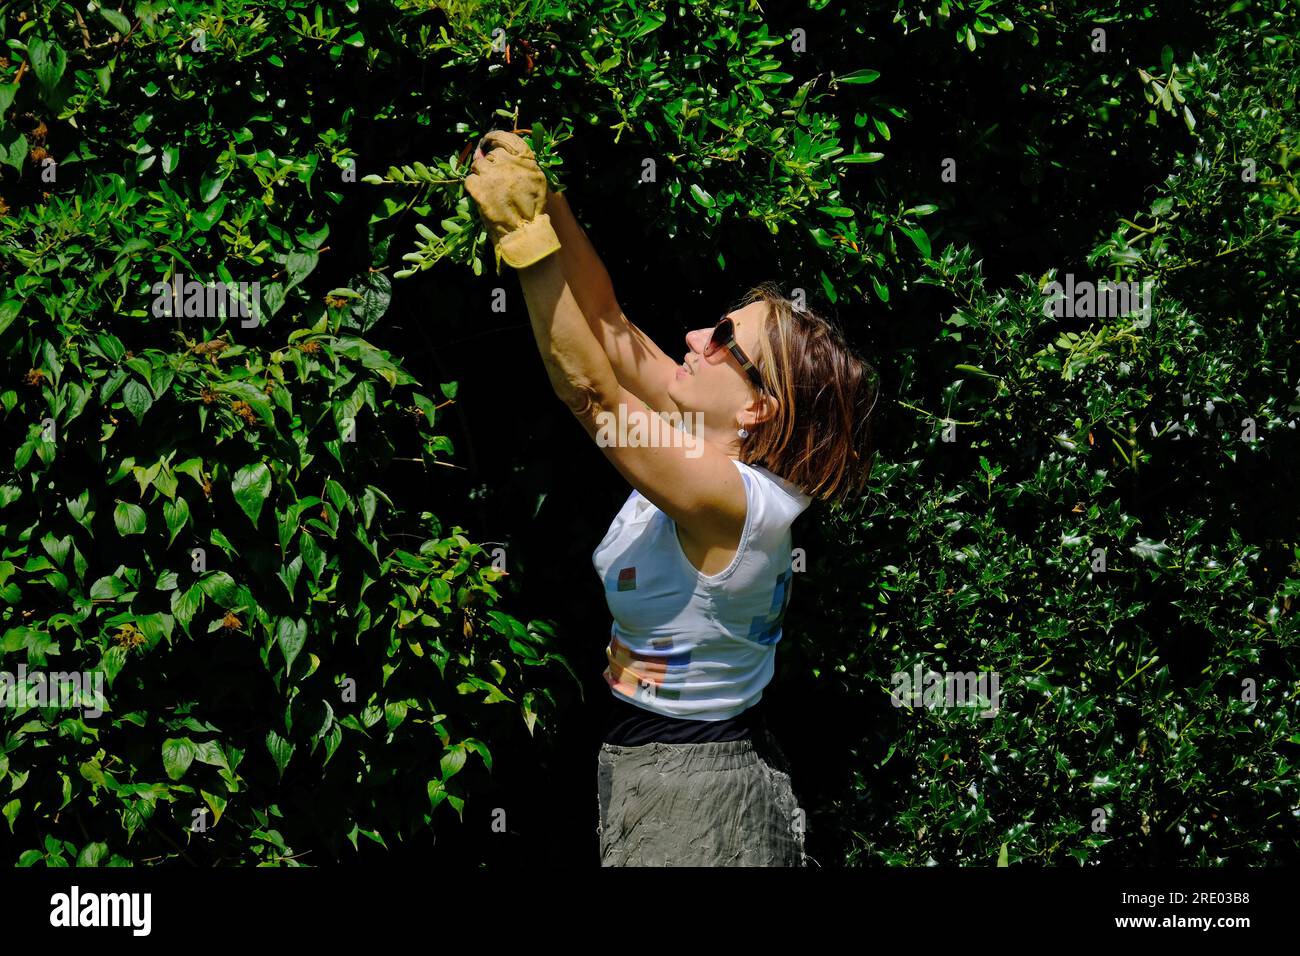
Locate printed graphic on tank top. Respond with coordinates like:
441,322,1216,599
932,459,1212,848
592,457,813,721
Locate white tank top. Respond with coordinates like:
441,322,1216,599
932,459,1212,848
592,458,813,720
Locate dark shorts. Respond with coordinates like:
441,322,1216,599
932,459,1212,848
596,725,808,866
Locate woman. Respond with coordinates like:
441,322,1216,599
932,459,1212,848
465,131,879,866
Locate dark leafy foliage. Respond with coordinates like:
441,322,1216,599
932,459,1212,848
0,0,1295,866
0,0,578,866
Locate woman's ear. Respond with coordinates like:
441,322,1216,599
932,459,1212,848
748,392,780,428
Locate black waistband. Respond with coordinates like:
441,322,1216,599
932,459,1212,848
601,693,769,745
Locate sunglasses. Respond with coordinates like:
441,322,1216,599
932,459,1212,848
703,315,765,392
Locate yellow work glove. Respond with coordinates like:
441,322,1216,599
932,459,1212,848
463,130,561,272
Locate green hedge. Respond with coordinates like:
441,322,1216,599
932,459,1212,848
1,0,1296,865
0,0,579,865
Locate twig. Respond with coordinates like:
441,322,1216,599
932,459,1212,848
73,10,93,49
1117,217,1158,235
1156,229,1272,274
895,399,979,426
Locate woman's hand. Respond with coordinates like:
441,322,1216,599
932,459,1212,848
463,130,561,271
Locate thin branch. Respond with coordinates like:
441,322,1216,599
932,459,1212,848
73,10,93,50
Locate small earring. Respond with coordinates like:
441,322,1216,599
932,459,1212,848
737,426,749,439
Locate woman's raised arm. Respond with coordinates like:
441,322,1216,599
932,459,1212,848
544,189,681,415
465,132,745,543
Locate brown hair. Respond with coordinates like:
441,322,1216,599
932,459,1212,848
733,281,880,507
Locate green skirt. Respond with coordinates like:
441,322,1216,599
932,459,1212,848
596,726,809,866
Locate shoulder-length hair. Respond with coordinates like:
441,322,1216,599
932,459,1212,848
735,281,880,507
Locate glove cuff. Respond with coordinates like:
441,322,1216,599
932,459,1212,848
498,213,562,269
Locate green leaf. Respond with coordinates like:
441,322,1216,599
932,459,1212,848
429,578,451,606
122,379,153,424
1130,537,1171,565
171,584,203,630
689,183,715,208
41,531,71,566
820,269,838,304
898,224,932,258
440,744,468,780
0,130,25,173
192,195,227,231
348,271,392,332
835,152,885,164
100,8,131,33
0,300,19,337
163,497,190,545
198,571,238,604
77,841,110,866
231,462,272,525
283,251,319,292
836,68,881,84
300,532,325,582
1025,673,1057,695
174,457,205,486
200,164,229,202
955,364,1001,380
214,381,273,426
1089,773,1119,794
113,502,147,536
266,730,295,779
201,789,228,826
161,738,196,781
276,616,307,675
631,10,667,38
89,575,128,599
27,38,68,94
